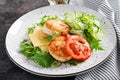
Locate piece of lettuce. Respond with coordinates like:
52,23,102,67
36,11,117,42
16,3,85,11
19,39,56,67
63,11,104,50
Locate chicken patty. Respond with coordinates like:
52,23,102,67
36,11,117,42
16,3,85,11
49,36,72,62
43,20,70,35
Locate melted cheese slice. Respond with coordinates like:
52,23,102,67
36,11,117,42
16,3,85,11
29,27,49,52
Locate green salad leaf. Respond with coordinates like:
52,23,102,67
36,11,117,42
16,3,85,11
19,39,35,58
27,23,40,34
63,11,104,51
83,29,104,50
64,11,84,30
27,26,36,34
31,49,55,67
19,39,56,67
39,15,59,26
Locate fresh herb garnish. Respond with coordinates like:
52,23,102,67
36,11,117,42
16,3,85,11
43,31,60,42
43,35,55,41
27,26,36,34
19,39,56,67
19,39,35,58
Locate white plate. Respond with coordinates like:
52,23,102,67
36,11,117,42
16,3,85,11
5,5,117,77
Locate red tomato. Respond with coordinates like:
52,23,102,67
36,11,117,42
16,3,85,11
65,35,92,61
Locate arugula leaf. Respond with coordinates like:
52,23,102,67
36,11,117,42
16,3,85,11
31,49,55,67
19,39,56,67
19,39,35,58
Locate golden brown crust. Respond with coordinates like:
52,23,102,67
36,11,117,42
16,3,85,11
49,36,72,62
45,20,70,35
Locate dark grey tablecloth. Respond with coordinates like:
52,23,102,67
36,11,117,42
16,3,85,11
0,0,75,80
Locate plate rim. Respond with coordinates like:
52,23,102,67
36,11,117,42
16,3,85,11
5,4,117,77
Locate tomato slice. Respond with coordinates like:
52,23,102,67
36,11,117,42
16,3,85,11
65,35,92,61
